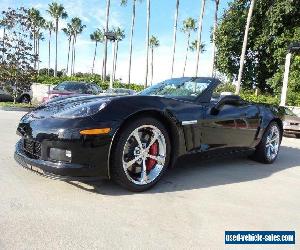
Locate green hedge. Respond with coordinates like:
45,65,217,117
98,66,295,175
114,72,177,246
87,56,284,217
216,83,300,106
33,76,300,106
34,75,145,92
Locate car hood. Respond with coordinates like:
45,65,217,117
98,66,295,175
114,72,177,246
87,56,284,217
23,95,113,120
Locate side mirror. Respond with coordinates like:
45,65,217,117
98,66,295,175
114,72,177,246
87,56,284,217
210,95,241,115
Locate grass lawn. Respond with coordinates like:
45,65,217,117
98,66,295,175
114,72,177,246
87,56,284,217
0,102,36,108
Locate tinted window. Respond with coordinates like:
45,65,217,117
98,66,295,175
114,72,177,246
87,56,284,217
140,78,212,100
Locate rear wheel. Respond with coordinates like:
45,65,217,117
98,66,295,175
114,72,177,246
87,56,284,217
295,134,300,138
20,95,30,104
252,122,281,163
111,117,170,192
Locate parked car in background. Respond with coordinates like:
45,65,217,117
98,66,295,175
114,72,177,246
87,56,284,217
282,107,300,138
42,81,102,103
0,84,32,103
104,88,136,96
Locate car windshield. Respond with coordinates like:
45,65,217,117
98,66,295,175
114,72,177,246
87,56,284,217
284,107,297,116
54,82,86,93
139,77,213,100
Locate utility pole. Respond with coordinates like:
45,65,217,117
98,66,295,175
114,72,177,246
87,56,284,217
280,42,300,106
235,0,255,94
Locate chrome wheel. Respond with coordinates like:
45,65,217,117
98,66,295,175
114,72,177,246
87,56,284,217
265,125,280,161
122,125,167,185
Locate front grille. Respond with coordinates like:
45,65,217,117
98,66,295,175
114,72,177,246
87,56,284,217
23,139,41,159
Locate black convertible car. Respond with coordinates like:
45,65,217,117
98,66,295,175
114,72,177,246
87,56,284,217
15,77,283,191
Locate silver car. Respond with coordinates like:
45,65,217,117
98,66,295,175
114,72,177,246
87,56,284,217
0,85,32,103
282,107,300,138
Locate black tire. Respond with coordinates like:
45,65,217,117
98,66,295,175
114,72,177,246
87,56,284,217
110,117,171,192
19,95,30,104
251,121,281,164
296,134,300,139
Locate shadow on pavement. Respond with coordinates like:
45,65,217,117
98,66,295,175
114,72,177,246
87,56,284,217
66,145,300,195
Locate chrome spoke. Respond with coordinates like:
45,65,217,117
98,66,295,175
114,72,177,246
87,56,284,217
133,130,143,149
145,130,159,152
140,159,147,184
265,125,280,160
124,156,141,169
147,154,164,165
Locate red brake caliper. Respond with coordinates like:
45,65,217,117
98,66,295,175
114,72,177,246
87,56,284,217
146,142,158,171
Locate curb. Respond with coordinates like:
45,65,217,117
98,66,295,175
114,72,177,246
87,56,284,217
0,106,35,112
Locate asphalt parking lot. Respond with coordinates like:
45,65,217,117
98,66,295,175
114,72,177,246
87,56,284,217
0,110,299,250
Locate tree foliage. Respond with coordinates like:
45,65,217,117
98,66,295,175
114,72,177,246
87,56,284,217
0,7,36,102
215,0,300,94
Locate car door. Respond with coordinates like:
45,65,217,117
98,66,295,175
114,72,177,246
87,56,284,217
200,101,260,149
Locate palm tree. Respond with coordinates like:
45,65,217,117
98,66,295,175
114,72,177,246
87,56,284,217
195,0,206,76
36,32,45,74
47,2,68,77
90,29,104,74
45,21,55,75
144,0,151,88
102,0,111,80
62,24,72,75
171,0,180,78
121,0,144,84
181,17,197,77
236,0,256,94
28,8,44,70
190,40,206,53
211,0,220,77
69,17,86,75
112,27,125,80
149,35,159,85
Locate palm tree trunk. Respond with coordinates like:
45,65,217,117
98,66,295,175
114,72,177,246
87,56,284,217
70,36,75,75
128,0,136,84
144,0,151,88
37,37,40,75
183,33,190,77
92,41,98,74
211,0,219,77
1,27,6,62
33,32,37,70
195,0,206,76
151,47,154,85
48,31,51,75
54,18,58,77
66,37,71,75
113,41,119,80
102,0,111,80
171,0,179,78
236,0,255,94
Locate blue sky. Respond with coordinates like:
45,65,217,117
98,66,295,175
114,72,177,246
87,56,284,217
0,0,232,83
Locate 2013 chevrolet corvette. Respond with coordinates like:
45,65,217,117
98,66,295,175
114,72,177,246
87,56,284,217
15,77,283,191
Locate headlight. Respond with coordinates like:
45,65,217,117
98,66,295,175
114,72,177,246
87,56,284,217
53,102,108,118
283,121,289,126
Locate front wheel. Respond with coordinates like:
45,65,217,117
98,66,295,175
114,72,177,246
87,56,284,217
251,122,281,164
295,134,300,139
110,117,170,192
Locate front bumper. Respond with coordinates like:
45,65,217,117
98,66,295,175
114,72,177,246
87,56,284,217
15,140,108,180
283,126,300,134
